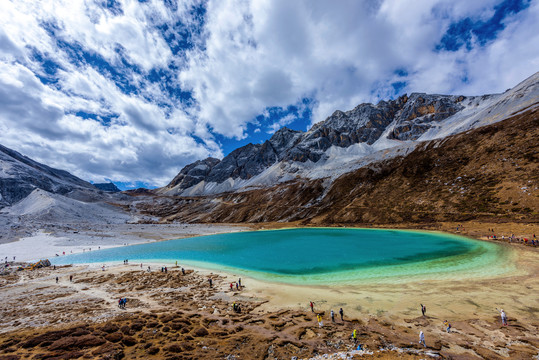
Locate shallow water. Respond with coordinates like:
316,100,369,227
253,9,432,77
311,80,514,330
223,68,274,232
51,228,513,284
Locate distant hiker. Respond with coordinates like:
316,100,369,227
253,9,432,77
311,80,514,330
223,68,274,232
70,275,73,282
147,266,151,272
419,331,426,347
165,267,168,273
53,265,56,270
233,302,237,312
498,308,508,326
421,304,426,316
331,309,335,322
230,283,234,291
443,320,451,333
140,263,143,269
238,278,242,287
317,314,323,328
339,308,344,321
236,282,239,290
175,261,178,267
352,329,357,343
56,277,58,283
181,267,185,275
208,278,213,287
310,301,314,312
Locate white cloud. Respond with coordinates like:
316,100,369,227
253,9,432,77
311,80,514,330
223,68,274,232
0,0,537,186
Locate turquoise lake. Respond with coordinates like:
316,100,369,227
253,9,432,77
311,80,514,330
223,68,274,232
51,228,511,284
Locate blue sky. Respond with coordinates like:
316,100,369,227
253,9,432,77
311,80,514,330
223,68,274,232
0,0,538,189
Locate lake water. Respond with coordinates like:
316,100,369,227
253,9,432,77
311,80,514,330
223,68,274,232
51,228,511,284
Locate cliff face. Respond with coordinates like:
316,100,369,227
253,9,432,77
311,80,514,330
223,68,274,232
159,72,539,197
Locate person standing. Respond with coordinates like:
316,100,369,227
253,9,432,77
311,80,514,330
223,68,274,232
421,304,426,316
310,301,314,312
317,314,323,328
69,275,73,282
339,308,344,321
352,329,357,344
498,309,508,326
419,331,426,347
208,278,213,287
56,277,59,283
331,309,335,322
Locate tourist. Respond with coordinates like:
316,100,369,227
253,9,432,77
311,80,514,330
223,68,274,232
181,267,185,275
352,329,357,343
69,275,73,282
421,303,426,316
339,308,344,321
147,266,151,272
56,277,58,283
331,309,335,322
238,278,242,287
165,266,167,273
208,278,213,287
140,263,143,269
498,308,508,326
443,320,451,333
230,282,234,291
317,314,323,328
236,282,239,290
419,331,426,347
310,301,314,312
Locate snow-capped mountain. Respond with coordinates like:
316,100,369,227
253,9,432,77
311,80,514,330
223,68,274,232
159,71,539,197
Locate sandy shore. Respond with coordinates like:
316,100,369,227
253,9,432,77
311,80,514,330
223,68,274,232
0,221,538,359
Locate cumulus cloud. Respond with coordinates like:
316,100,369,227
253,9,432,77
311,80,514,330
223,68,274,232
0,0,537,187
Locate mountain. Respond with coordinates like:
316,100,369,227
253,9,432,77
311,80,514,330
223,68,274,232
0,144,105,208
0,144,135,233
140,106,538,224
93,182,121,192
159,72,539,197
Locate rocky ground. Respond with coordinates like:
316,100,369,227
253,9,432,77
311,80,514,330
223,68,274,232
0,252,537,360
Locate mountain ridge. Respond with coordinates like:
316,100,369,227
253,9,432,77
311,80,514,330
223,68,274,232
159,71,539,197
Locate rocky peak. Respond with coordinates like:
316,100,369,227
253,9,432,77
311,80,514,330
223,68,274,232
166,157,221,189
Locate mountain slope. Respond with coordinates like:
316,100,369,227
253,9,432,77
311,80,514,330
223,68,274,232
159,71,539,197
138,107,538,224
0,144,130,211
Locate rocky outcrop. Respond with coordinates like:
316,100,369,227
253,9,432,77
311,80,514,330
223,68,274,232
93,182,121,192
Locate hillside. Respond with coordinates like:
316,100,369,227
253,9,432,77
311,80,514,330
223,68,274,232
137,108,538,225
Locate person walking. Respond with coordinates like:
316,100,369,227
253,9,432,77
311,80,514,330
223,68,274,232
310,301,314,312
56,277,58,284
208,278,213,287
352,329,357,344
419,331,426,347
317,314,323,328
443,320,451,333
69,275,73,282
331,309,335,322
421,304,426,316
339,307,344,321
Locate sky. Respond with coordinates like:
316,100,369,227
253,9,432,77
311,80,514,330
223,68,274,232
0,0,538,190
